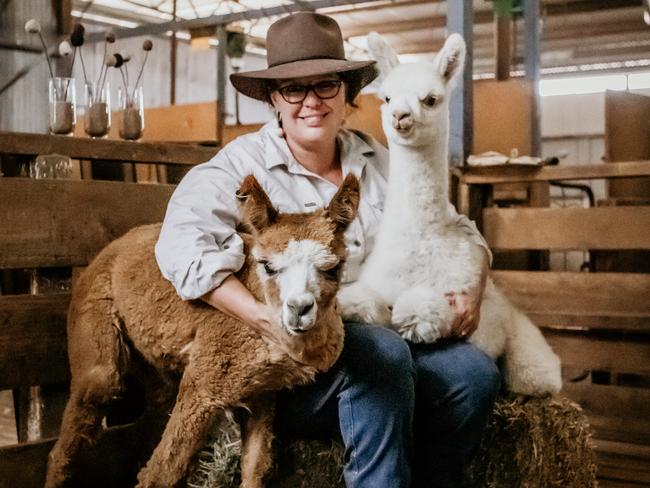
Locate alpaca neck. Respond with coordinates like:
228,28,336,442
386,119,450,222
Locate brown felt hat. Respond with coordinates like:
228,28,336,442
230,12,377,102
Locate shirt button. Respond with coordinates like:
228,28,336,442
353,240,361,247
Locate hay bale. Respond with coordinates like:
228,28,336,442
465,395,598,488
187,395,597,488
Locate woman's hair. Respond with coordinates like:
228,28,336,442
264,70,367,107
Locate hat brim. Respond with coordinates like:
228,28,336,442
230,58,377,102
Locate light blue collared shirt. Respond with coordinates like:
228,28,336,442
155,120,489,300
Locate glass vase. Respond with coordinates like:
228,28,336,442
84,81,111,138
48,77,76,135
118,85,144,140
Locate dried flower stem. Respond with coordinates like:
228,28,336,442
131,51,149,100
78,47,89,86
119,67,129,101
36,31,55,83
124,63,130,91
98,66,109,103
69,48,77,78
94,42,108,102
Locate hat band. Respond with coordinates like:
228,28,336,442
268,55,346,69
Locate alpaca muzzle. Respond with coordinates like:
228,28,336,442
283,294,318,333
392,112,414,132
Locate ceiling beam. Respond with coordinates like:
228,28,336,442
322,0,440,14
341,11,493,38
86,0,384,42
340,3,643,39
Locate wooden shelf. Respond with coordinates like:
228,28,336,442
454,160,650,185
0,131,219,166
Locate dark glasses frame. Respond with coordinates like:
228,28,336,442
276,79,343,104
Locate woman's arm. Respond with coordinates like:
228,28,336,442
201,275,280,343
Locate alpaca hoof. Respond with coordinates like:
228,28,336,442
337,285,391,325
391,312,443,344
505,359,563,397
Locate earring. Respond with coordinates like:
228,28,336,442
276,112,284,138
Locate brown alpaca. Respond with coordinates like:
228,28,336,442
45,174,360,488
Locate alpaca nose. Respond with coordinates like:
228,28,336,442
392,111,413,130
288,297,315,316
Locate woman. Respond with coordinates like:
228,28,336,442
155,12,500,488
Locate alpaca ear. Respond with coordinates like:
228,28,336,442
237,175,278,233
367,32,399,83
435,33,466,85
327,173,360,233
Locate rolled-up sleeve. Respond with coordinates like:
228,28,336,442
155,160,246,300
454,210,493,266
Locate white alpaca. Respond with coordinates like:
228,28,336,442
338,33,562,397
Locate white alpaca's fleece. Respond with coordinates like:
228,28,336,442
338,32,562,397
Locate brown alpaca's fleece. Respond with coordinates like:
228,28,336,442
46,174,360,488
46,224,350,488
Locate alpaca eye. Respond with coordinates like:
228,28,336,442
321,264,341,280
384,96,391,103
259,261,277,276
422,94,437,107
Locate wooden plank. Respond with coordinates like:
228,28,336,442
492,271,650,331
605,91,650,199
484,206,650,251
588,415,650,446
454,160,650,184
598,480,650,488
595,439,650,483
0,422,155,488
529,312,649,331
544,330,650,375
473,78,532,156
595,439,650,462
0,178,173,268
0,294,70,389
0,131,217,165
562,382,650,424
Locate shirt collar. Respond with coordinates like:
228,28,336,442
261,120,375,179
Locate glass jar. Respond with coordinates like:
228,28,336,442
84,81,111,138
48,77,76,135
118,85,144,140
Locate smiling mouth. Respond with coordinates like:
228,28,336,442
300,113,328,123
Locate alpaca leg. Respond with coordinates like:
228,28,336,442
391,285,454,343
239,393,277,488
45,365,122,488
46,291,126,488
137,367,179,455
337,280,392,324
135,360,224,488
502,308,562,396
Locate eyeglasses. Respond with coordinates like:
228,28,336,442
276,80,343,104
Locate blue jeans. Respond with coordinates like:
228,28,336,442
275,323,501,488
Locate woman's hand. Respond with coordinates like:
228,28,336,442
445,288,483,338
445,247,490,339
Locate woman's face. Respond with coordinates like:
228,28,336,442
270,74,347,147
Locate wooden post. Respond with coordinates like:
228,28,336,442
170,0,177,105
447,0,473,167
495,14,512,80
216,25,227,146
524,0,541,156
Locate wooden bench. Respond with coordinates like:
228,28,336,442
0,131,217,487
454,160,650,487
